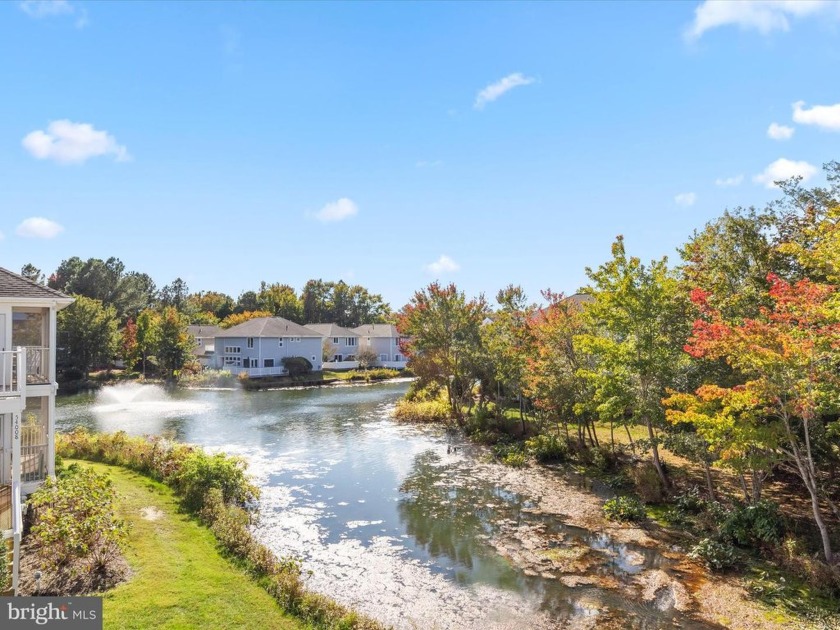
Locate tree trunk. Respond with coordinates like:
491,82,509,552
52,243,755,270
610,420,615,454
702,461,716,501
625,425,636,455
646,419,670,491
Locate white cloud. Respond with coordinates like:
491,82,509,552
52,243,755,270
684,0,833,41
474,73,535,110
792,100,840,131
753,158,818,188
19,0,88,27
767,122,795,140
19,0,72,17
424,255,460,275
312,198,358,223
16,217,64,239
675,192,698,207
715,174,744,187
22,120,129,164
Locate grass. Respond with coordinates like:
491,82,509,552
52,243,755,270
66,460,302,630
322,370,355,381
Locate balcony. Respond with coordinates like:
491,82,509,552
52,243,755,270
0,350,24,398
23,347,50,385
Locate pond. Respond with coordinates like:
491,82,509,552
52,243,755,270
57,382,716,630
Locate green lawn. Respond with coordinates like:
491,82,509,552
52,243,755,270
67,460,302,630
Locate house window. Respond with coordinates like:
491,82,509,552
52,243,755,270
224,346,241,354
380,354,388,362
311,356,316,362
247,338,254,348
278,338,284,347
334,354,342,362
346,337,356,346
224,357,242,366
395,354,402,362
264,359,274,368
333,337,339,344
292,337,300,343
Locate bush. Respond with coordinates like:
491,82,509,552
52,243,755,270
525,434,569,463
27,467,129,575
393,397,451,423
281,356,313,377
179,369,237,388
0,543,10,591
722,500,785,548
674,485,706,514
603,496,646,523
689,537,737,571
630,462,666,504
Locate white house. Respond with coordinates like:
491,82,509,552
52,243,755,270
352,324,407,369
0,267,73,594
186,325,220,368
304,323,360,370
214,317,324,377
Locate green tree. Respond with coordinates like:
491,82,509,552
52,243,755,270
20,263,44,284
398,283,489,423
58,296,119,378
257,282,303,322
578,236,690,490
135,309,162,377
160,278,189,311
482,285,534,431
157,307,193,379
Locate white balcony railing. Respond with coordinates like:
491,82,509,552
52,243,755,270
0,349,25,397
11,480,21,594
23,346,50,384
226,366,288,378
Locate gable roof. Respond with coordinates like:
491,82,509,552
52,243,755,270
187,325,221,339
215,317,323,339
352,323,399,338
0,267,73,302
303,323,360,338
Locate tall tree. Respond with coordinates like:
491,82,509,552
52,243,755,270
159,278,189,311
682,275,840,564
20,263,45,284
57,296,119,378
398,283,489,423
257,282,303,322
578,236,691,490
482,285,534,430
135,309,161,377
156,307,193,379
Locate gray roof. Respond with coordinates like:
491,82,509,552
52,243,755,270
352,323,400,338
304,323,360,338
187,325,221,339
0,267,72,301
216,317,323,339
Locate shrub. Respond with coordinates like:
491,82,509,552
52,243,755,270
674,485,706,514
0,544,10,591
689,537,737,571
629,462,666,504
27,467,129,575
393,398,451,423
502,451,528,467
282,356,313,377
721,500,785,548
175,450,255,512
603,496,646,523
525,434,569,463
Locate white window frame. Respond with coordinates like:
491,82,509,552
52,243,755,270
333,337,339,344
224,346,241,354
380,354,388,362
278,338,284,347
247,337,254,349
346,337,356,346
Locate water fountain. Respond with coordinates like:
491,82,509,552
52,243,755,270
89,382,211,434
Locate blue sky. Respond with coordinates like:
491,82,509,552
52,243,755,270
2,1,839,309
